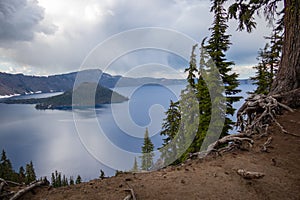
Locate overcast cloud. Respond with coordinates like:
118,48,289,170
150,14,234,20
0,0,272,78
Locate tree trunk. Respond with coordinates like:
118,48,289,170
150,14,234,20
271,0,300,96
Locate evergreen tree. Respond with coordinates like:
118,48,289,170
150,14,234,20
131,157,139,172
25,161,36,184
227,0,299,98
251,25,283,94
251,44,273,94
99,169,105,179
159,100,181,165
205,0,241,136
75,175,82,184
0,149,14,180
18,166,25,183
57,172,62,187
51,172,56,187
69,176,74,185
140,128,154,171
62,175,68,186
185,44,198,87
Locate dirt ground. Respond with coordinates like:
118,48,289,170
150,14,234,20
19,109,300,200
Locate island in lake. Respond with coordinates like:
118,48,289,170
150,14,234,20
2,82,128,110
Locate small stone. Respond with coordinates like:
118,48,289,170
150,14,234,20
125,178,132,181
119,184,123,188
181,179,185,184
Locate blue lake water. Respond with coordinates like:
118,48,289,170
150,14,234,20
0,83,255,180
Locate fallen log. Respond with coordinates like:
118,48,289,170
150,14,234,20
9,180,46,200
237,169,265,179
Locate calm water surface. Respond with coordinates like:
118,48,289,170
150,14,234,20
0,83,255,180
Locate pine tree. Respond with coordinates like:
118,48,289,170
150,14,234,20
205,1,241,136
159,100,181,165
69,176,74,185
99,169,105,179
140,128,154,171
51,172,56,187
251,25,283,94
185,44,198,87
25,161,36,184
251,44,273,94
62,175,68,186
75,175,82,184
18,166,25,183
0,149,14,180
57,172,62,187
131,157,139,172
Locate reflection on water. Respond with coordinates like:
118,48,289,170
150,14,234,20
0,84,255,180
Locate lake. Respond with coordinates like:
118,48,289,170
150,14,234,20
0,83,255,180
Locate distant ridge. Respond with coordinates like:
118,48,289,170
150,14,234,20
0,69,186,96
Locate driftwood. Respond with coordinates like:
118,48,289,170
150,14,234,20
123,188,137,200
261,137,273,152
9,180,46,200
237,169,265,179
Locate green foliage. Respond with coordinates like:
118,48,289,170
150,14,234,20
51,170,71,187
159,100,182,165
18,166,25,183
159,42,219,165
25,161,36,184
206,1,241,137
69,176,74,185
0,149,37,184
159,6,238,164
75,175,82,184
0,149,14,181
251,27,283,94
185,44,198,87
62,175,68,186
140,128,154,171
227,0,282,32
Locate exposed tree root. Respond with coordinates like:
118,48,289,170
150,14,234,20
261,137,273,152
190,92,295,159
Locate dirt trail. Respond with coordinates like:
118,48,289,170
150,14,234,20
21,109,300,200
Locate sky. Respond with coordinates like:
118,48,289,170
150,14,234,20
0,0,274,79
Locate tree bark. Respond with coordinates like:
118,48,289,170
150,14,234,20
271,0,300,95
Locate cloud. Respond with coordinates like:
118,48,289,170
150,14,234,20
0,0,273,78
0,0,57,43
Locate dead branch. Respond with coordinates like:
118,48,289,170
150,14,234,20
9,180,46,200
0,191,15,199
0,181,6,193
124,188,137,200
124,194,132,200
237,169,265,179
261,137,273,152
